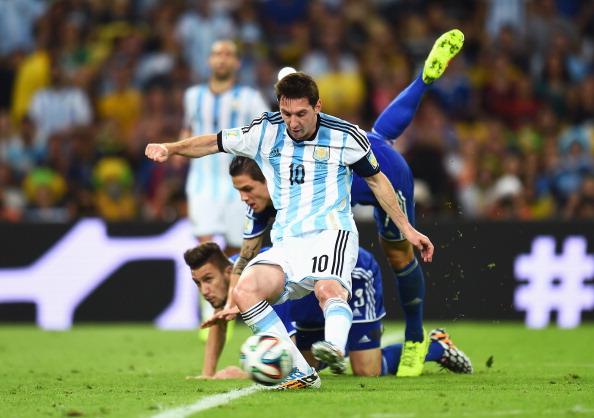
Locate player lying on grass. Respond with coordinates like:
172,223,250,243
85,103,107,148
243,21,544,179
184,241,472,379
204,29,465,378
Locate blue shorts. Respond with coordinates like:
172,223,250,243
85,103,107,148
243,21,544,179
294,320,383,353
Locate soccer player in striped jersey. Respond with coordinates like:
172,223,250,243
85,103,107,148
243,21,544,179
146,72,434,389
180,40,269,256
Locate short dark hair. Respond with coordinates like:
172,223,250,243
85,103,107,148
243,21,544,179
274,72,319,108
229,156,266,183
183,242,231,272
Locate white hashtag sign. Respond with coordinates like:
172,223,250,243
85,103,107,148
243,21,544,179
514,236,594,329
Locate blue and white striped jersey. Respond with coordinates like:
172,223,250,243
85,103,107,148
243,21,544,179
219,112,378,242
183,84,268,200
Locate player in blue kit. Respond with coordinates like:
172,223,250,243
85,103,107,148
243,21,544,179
146,71,435,389
182,241,294,379
225,156,471,377
183,240,471,380
209,29,466,378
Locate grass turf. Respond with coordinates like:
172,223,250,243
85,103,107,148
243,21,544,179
1,321,592,417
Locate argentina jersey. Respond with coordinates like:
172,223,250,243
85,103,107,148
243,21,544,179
289,247,386,324
219,112,378,243
184,84,268,200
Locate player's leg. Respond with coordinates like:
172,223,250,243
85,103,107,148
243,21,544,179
233,262,320,388
309,230,359,375
373,29,464,142
379,236,429,376
381,328,473,375
347,321,384,376
311,278,352,375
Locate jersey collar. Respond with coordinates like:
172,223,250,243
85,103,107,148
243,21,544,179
287,114,321,143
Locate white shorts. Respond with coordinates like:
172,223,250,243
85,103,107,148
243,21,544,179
187,195,246,248
245,229,358,305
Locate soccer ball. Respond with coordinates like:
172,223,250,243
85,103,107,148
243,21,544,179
240,333,293,386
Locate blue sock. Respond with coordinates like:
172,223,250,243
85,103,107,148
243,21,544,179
426,341,445,362
381,344,402,376
392,258,425,343
381,342,444,375
372,73,428,142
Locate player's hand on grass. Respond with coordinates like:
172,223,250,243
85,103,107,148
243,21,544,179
200,306,240,328
186,375,213,380
409,230,434,262
145,143,170,162
213,366,248,379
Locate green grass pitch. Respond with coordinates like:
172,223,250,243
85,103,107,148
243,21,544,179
1,321,592,417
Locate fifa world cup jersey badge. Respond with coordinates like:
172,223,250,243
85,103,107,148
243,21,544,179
224,129,242,142
313,146,330,161
367,150,379,170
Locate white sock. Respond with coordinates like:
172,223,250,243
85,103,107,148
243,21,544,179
241,300,311,373
323,297,353,354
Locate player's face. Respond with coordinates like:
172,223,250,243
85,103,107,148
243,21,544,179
232,174,272,213
279,97,321,141
209,41,240,81
190,262,230,309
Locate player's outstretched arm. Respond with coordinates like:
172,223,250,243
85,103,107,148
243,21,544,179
187,310,228,379
145,133,219,162
364,172,434,262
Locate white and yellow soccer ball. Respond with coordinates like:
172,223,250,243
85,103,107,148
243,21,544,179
240,332,293,386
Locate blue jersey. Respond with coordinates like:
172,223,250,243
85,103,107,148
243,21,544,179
219,112,379,243
289,247,385,324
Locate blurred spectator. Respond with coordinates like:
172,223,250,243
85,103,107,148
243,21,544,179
0,111,44,179
174,0,236,82
92,156,138,221
563,173,594,219
22,166,69,222
9,17,52,129
0,163,25,221
301,12,366,123
0,0,47,58
27,55,93,151
97,60,142,146
550,125,594,208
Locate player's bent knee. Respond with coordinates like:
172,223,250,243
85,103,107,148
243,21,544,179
314,279,349,304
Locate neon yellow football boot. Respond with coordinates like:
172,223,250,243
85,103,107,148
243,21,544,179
422,29,465,84
396,329,429,377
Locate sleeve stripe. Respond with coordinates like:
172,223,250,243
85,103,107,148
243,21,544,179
241,112,284,134
320,118,370,150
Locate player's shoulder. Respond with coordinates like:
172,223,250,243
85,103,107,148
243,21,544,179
319,113,369,145
183,83,207,98
246,111,284,129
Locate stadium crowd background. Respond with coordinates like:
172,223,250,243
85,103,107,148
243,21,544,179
1,0,593,224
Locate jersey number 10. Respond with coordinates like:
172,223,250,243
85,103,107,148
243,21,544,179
289,163,305,185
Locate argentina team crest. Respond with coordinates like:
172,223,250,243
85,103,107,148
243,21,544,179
313,145,330,161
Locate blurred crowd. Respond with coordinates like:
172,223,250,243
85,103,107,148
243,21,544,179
1,0,594,223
